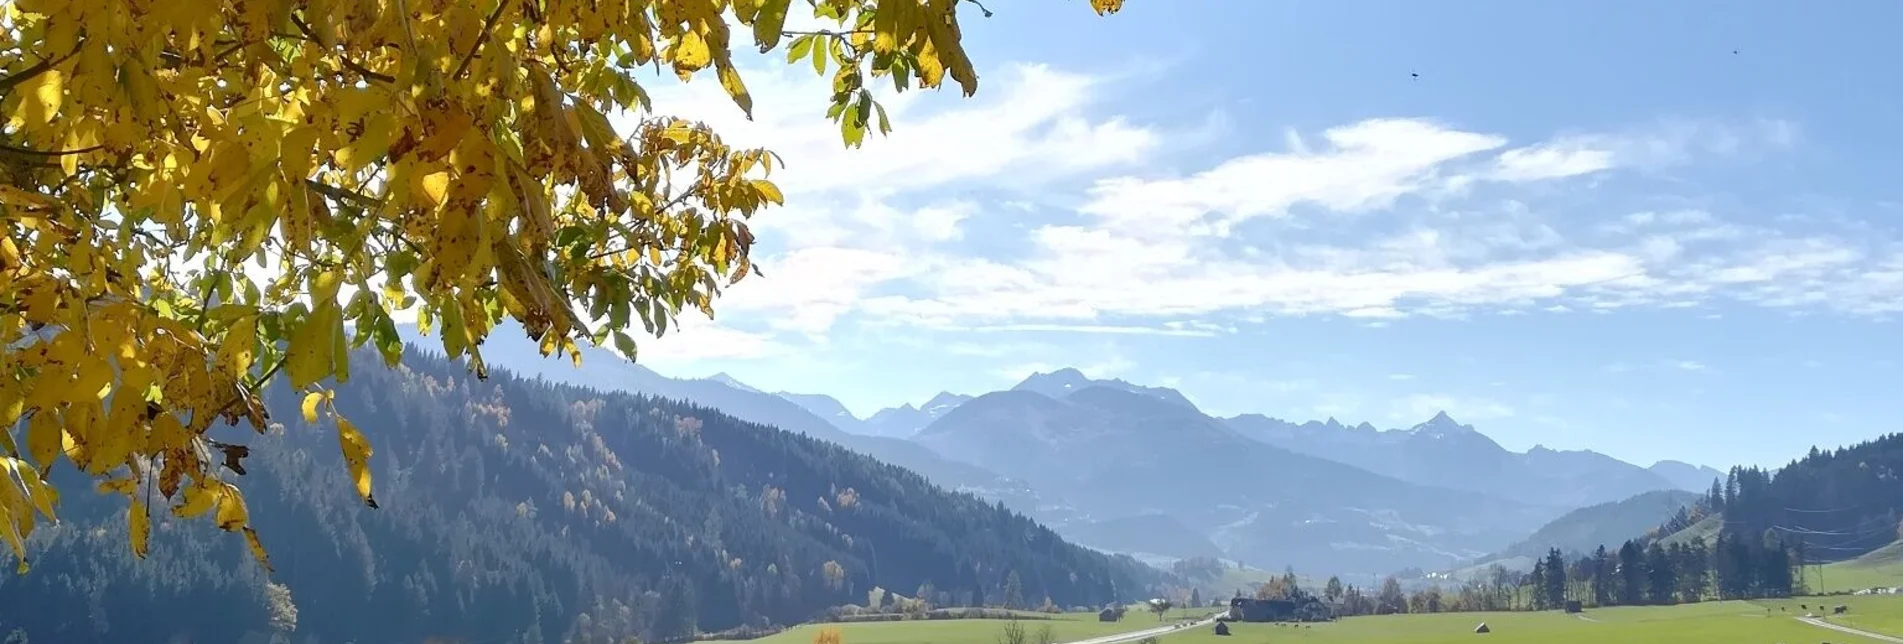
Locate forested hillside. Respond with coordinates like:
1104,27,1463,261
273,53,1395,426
1483,490,1702,568
0,348,1162,644
1706,433,1903,565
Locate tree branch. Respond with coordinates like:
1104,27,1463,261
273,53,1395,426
454,0,513,80
289,16,395,83
0,142,105,158
0,40,85,95
305,179,381,210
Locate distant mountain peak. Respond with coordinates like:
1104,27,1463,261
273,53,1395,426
923,391,973,410
1012,368,1200,411
1409,411,1477,438
1015,368,1092,392
706,372,763,394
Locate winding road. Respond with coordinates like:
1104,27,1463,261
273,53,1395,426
1795,616,1903,644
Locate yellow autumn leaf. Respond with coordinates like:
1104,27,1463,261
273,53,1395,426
674,31,714,71
336,417,378,507
301,391,326,424
415,170,452,208
174,482,220,519
285,304,339,389
0,0,1123,571
213,482,249,531
11,69,64,128
25,413,61,474
243,527,274,572
718,62,754,118
0,185,58,211
129,498,151,559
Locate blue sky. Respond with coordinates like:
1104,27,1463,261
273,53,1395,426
620,1,1903,471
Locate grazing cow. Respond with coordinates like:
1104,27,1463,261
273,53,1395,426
1833,605,1848,615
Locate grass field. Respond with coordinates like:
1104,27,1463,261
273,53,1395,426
700,604,1219,644
1815,541,1903,594
1158,596,1903,644
703,595,1903,644
1755,594,1903,639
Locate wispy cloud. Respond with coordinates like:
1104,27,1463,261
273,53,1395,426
607,56,1881,369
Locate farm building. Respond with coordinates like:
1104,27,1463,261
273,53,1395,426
1227,597,1297,622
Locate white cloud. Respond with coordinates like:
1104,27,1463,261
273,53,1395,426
1387,373,1415,381
629,315,790,366
577,55,1887,370
1491,138,1617,181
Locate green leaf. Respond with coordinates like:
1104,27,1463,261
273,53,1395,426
873,100,892,135
753,0,792,51
372,314,404,367
787,34,815,64
612,331,639,361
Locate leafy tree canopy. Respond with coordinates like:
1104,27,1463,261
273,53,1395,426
0,0,1125,572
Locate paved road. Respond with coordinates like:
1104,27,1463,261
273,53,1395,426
1058,616,1219,644
1796,616,1903,643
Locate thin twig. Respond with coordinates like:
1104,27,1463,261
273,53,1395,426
0,40,85,94
0,142,104,157
305,179,381,209
211,39,254,64
290,16,395,83
454,0,513,80
782,29,877,37
211,355,287,421
395,0,421,57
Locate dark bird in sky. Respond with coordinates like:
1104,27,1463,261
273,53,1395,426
1410,71,1420,79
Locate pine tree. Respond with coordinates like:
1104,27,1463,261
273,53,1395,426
1617,541,1646,606
1543,549,1567,609
1590,545,1613,606
1528,560,1547,611
1645,542,1675,605
1003,570,1025,610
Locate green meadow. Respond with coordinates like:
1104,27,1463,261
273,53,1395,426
1815,541,1903,594
708,595,1903,644
1158,597,1903,644
700,605,1218,644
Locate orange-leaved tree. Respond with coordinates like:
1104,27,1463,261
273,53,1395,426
0,0,1125,572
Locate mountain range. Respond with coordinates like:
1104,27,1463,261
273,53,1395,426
404,326,1724,577
1222,413,1718,510
0,346,1161,643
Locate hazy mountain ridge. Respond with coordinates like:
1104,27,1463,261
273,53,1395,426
1012,368,1200,411
433,325,1036,501
1464,489,1704,573
1224,411,1684,510
0,347,1164,643
462,349,1721,580
1648,459,1726,492
912,384,1554,576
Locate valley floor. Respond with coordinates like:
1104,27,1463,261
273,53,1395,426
701,607,1220,644
1157,596,1903,644
715,597,1903,644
